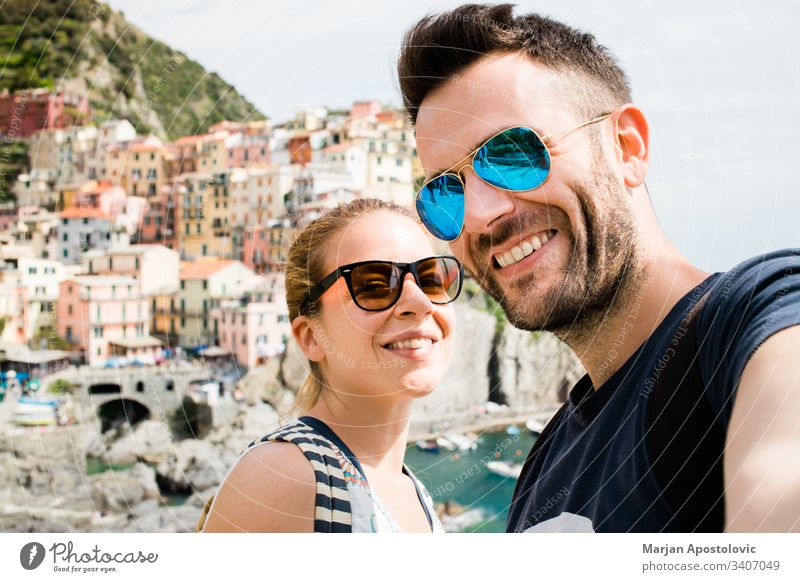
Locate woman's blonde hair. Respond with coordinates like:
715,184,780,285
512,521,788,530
285,198,416,412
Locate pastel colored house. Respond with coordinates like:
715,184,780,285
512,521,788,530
176,258,260,348
57,207,116,265
81,244,180,296
216,298,290,368
57,275,154,366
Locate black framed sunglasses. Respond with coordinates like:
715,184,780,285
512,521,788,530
299,255,463,313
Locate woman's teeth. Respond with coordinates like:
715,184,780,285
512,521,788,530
384,338,434,350
495,229,555,268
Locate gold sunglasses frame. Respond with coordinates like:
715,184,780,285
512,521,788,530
416,112,614,240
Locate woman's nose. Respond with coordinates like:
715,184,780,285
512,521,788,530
393,272,432,316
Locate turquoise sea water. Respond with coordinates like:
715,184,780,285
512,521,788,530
404,430,538,533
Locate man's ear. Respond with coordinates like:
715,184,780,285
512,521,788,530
613,104,649,189
292,315,326,363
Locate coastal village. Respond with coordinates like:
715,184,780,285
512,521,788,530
0,89,419,373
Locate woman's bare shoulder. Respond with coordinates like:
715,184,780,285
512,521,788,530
201,440,317,532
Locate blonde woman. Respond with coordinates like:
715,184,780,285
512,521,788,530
200,199,462,532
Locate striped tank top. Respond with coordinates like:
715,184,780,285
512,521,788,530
199,416,444,533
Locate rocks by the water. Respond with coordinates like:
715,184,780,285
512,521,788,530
88,462,161,512
103,420,176,465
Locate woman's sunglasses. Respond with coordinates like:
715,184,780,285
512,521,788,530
300,255,463,313
416,112,613,241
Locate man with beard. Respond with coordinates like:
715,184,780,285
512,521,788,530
398,4,800,532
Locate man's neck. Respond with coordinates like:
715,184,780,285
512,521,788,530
558,247,710,389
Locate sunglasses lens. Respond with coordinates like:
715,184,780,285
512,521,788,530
349,263,401,310
416,257,462,304
416,174,464,241
474,127,550,191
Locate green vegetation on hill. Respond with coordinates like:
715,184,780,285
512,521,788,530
0,0,265,139
0,138,28,201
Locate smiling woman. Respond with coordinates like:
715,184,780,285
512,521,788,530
198,198,462,533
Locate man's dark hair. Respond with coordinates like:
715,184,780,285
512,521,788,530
398,3,632,124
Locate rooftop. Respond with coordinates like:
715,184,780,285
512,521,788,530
108,336,163,349
59,207,111,220
180,259,237,280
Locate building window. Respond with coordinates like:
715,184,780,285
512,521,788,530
165,380,174,391
202,280,207,290
395,158,402,167
68,305,73,315
136,381,145,393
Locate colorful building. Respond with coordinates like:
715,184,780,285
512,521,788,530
176,258,260,347
0,89,91,138
57,275,153,365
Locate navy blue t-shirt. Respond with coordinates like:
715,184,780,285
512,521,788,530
506,249,800,532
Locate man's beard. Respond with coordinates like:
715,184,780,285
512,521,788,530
467,158,643,345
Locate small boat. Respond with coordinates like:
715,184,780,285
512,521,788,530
526,419,546,434
13,396,59,426
435,436,457,451
506,425,521,436
486,461,523,479
443,432,478,451
415,439,440,453
441,508,487,532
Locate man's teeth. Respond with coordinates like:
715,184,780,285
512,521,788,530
496,230,554,268
385,338,434,350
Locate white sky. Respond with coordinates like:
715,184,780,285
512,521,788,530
106,0,800,270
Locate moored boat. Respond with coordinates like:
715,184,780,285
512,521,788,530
486,460,523,479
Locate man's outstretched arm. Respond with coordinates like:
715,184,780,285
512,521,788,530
724,325,800,532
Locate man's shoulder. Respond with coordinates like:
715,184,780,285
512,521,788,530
709,248,800,300
702,248,800,309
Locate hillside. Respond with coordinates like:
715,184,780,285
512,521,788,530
0,0,265,140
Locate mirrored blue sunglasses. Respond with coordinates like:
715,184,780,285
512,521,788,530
416,113,613,241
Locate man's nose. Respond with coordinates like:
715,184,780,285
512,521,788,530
460,167,517,234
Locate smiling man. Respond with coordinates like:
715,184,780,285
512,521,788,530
398,3,800,532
